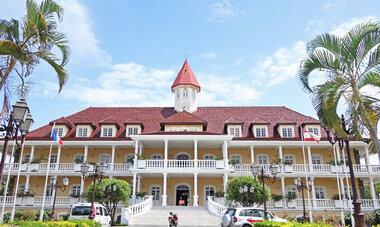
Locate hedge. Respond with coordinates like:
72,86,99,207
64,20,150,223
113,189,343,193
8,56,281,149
254,221,336,227
9,219,101,227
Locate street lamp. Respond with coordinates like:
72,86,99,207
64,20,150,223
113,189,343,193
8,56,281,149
81,162,106,219
250,162,278,220
0,99,32,185
50,176,69,220
239,185,254,206
294,177,312,223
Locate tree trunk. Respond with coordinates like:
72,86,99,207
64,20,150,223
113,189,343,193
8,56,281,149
0,58,16,92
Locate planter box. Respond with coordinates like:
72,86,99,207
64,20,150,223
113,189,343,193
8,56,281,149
334,200,344,208
137,160,146,169
274,200,283,208
284,165,294,173
216,160,225,169
20,164,28,171
70,197,79,205
330,165,342,173
287,200,296,208
73,164,81,172
28,163,39,172
15,197,22,206
23,197,35,206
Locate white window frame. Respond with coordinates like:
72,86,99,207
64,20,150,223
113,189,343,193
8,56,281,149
101,126,114,137
283,154,296,164
257,154,269,164
311,154,323,164
151,154,163,159
175,152,191,160
286,185,299,198
230,154,242,165
281,127,293,138
74,153,84,163
125,154,134,164
315,186,327,199
306,126,320,136
76,126,90,137
183,88,188,100
50,153,58,163
23,153,31,163
228,125,242,137
254,126,268,138
56,127,64,137
99,153,111,164
204,154,215,160
70,184,81,196
46,184,53,196
126,125,141,137
204,185,216,203
150,185,162,205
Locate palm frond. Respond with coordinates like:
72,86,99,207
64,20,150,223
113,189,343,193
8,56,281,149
40,0,64,22
358,71,380,89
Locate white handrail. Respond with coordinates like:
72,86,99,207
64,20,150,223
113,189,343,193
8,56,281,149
207,196,227,217
121,196,153,225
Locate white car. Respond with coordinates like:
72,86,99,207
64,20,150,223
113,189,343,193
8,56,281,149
221,207,287,227
69,202,111,227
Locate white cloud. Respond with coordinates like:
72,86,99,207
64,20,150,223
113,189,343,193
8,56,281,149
323,0,346,12
250,41,306,87
207,0,241,23
200,52,218,59
330,16,377,36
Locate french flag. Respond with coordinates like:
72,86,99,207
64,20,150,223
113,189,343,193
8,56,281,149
52,129,64,146
303,130,320,143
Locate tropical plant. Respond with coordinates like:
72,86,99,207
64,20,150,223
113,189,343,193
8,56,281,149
136,191,147,198
225,175,270,207
213,153,224,160
326,160,344,165
286,191,297,201
298,21,380,160
0,0,70,104
283,160,293,165
86,178,131,225
214,190,224,198
271,193,284,202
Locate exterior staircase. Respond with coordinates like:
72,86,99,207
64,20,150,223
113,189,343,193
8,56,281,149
127,206,222,227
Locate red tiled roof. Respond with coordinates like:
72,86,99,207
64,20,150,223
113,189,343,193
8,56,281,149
276,116,296,125
251,117,269,125
99,117,120,128
124,116,144,129
225,117,243,124
26,106,323,140
160,111,207,125
171,60,200,91
141,131,222,136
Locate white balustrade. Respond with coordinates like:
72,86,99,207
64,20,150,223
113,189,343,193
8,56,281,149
0,196,14,204
121,196,153,225
370,165,380,173
207,196,227,217
167,160,194,168
315,199,334,208
361,199,374,209
198,160,216,169
58,163,74,171
312,164,330,173
113,163,132,172
145,160,164,168
353,164,368,173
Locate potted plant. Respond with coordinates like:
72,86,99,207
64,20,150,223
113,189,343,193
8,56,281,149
17,191,35,206
214,153,225,169
28,156,45,172
331,194,344,208
272,193,284,208
214,190,225,205
73,156,84,171
283,160,294,173
229,160,241,171
286,191,297,208
136,192,148,203
20,160,28,171
327,160,344,173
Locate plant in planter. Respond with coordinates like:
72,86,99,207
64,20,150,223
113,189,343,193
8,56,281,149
272,193,284,208
283,160,294,173
74,156,84,164
327,160,344,173
331,194,345,208
28,156,46,172
286,191,297,208
213,153,223,160
215,190,224,198
136,191,148,198
214,153,225,169
272,158,282,165
17,191,35,206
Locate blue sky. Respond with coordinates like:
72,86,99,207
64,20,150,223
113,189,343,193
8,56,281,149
0,0,379,133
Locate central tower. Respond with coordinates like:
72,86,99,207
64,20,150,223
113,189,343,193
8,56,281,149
171,60,201,113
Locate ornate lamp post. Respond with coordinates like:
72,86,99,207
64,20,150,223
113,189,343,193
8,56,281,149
251,163,278,220
50,176,69,221
0,100,31,185
239,185,255,206
81,162,106,219
295,177,312,223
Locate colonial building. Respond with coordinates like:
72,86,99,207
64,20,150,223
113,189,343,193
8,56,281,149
1,60,378,219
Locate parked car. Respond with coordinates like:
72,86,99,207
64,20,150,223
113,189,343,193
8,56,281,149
221,207,287,227
69,202,111,227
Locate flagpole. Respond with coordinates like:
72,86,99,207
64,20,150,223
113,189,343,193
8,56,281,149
333,144,345,226
10,135,26,221
40,123,55,221
300,125,312,222
341,144,354,227
0,141,16,222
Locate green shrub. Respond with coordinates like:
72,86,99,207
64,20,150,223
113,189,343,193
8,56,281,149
254,221,336,227
375,209,380,224
68,219,101,227
8,219,100,227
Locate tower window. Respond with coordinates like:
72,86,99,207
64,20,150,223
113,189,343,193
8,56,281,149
192,90,195,100
176,90,180,98
183,88,188,100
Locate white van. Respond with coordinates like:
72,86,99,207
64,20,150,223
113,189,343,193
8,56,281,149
69,202,111,227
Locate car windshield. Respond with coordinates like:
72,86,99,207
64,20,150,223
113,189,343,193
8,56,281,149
71,206,91,215
225,208,236,216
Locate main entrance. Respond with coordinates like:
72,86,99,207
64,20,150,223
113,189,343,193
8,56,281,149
176,185,190,206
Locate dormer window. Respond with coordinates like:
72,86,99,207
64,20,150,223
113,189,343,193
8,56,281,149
102,127,113,137
56,127,64,137
77,127,88,137
307,126,320,136
126,125,141,137
228,125,241,137
253,126,268,138
282,127,293,138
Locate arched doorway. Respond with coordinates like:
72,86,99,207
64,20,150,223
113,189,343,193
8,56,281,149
176,184,190,206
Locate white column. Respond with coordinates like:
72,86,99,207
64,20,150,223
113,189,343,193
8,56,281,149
56,146,61,171
164,139,168,168
134,140,139,169
25,175,30,192
369,177,378,208
307,146,313,172
29,145,35,164
340,177,346,206
194,140,198,168
336,144,341,162
137,175,141,193
223,141,228,169
193,173,198,206
310,177,316,207
250,146,254,164
83,145,88,162
278,146,283,160
281,176,285,208
132,172,137,204
139,144,143,156
111,146,115,172
162,173,167,206
223,173,228,192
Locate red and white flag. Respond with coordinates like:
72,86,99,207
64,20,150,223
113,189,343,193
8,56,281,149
303,130,320,143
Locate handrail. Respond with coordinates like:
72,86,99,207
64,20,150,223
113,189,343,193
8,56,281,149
121,196,153,225
207,196,227,217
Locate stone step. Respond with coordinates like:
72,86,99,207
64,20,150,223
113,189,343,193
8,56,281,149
128,206,221,227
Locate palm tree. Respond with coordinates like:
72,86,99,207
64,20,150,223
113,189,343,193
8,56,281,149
0,0,70,99
298,21,380,161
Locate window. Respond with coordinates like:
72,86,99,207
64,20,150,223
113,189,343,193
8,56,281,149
99,154,111,164
102,127,113,137
257,154,269,164
125,154,134,164
127,127,139,136
151,154,163,159
255,127,267,137
286,185,298,197
71,185,81,196
77,127,88,137
46,184,53,196
23,154,31,163
56,127,64,137
228,126,241,137
18,184,26,193
204,154,215,160
230,154,242,165
192,90,195,100
74,154,84,163
282,127,293,137
311,155,323,164
307,127,319,136
204,185,215,201
283,154,296,164
151,185,161,205
183,88,188,100
176,90,180,98
50,154,58,163
315,186,326,199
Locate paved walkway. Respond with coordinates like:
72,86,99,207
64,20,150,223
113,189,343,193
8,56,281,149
128,206,222,227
